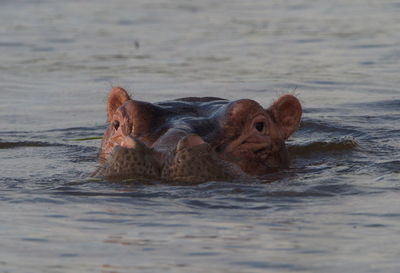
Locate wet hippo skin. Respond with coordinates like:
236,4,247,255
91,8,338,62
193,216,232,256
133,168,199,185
93,87,302,182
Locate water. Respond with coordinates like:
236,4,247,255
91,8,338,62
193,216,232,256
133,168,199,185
1,0,399,272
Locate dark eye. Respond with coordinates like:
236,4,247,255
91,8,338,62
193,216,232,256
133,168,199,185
112,120,120,130
255,122,264,132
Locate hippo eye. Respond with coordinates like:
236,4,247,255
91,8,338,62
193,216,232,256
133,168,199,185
255,122,265,132
112,120,120,130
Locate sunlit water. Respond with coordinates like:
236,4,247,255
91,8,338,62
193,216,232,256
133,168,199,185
1,0,399,272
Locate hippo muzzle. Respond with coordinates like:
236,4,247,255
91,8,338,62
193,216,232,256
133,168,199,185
93,87,302,182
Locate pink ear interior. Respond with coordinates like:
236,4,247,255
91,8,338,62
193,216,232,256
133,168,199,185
107,87,131,122
269,95,302,139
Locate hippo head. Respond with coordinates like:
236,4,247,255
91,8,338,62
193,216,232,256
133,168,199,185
94,87,302,182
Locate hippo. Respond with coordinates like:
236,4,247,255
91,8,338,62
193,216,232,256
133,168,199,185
93,87,302,183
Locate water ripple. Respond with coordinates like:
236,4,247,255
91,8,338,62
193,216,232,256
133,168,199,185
0,140,62,149
288,138,359,156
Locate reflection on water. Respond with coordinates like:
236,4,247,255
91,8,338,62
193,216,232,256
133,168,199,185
1,0,400,272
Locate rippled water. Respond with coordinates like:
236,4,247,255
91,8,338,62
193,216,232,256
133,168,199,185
1,0,400,272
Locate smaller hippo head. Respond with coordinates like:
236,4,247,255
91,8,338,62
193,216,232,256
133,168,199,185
95,87,302,182
211,95,302,175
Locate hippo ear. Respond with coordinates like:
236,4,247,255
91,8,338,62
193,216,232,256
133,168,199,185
107,87,131,122
268,95,302,139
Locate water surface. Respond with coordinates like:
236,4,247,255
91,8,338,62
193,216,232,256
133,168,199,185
1,0,399,272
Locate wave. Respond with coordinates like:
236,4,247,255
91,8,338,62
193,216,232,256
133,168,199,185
0,141,63,149
288,138,359,156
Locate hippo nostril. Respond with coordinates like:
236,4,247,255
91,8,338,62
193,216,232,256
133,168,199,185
255,122,264,132
112,120,120,130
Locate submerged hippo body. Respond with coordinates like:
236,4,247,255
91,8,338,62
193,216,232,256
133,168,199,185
94,87,302,182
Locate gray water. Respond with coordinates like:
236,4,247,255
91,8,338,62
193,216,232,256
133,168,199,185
1,0,400,272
